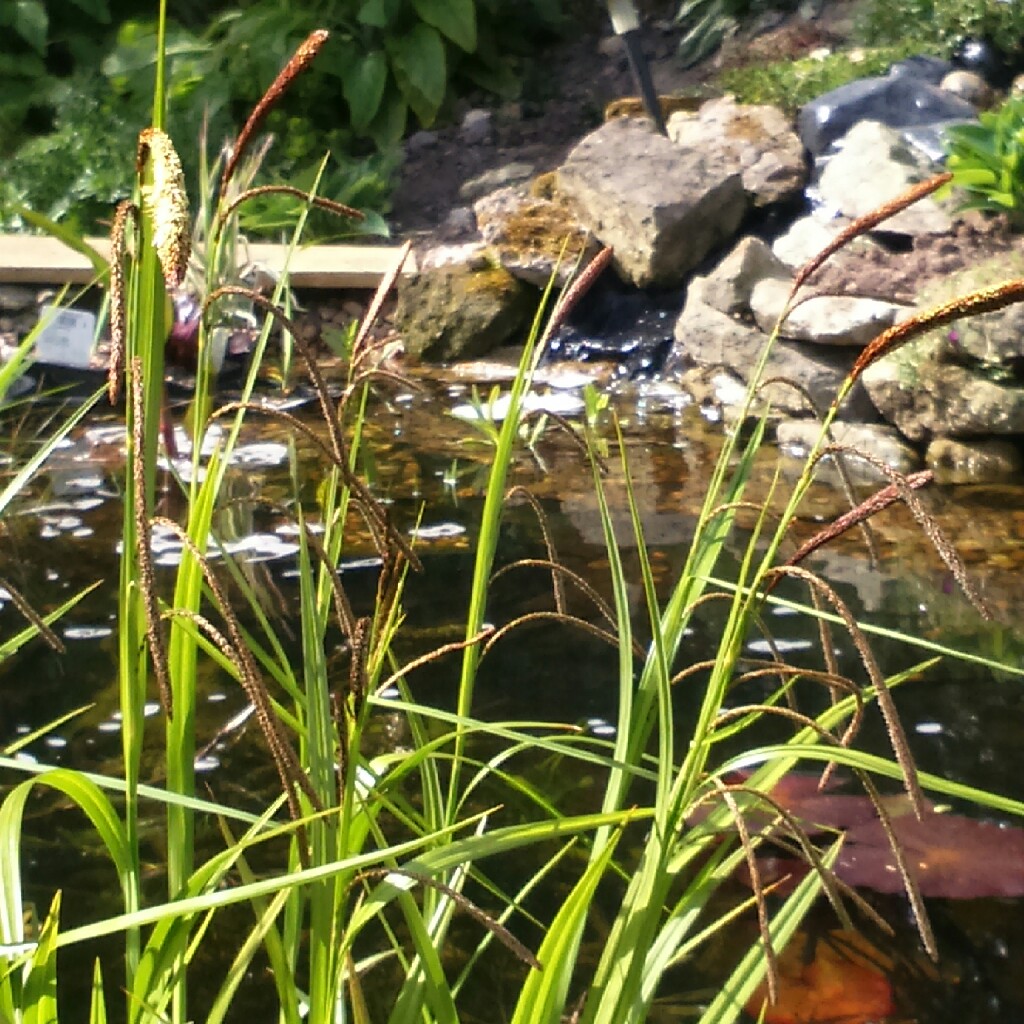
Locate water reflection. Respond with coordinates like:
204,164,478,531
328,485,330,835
2,379,1024,1020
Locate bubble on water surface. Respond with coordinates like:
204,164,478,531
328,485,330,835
63,625,113,640
229,442,289,467
409,522,466,540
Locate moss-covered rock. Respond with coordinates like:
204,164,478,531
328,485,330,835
394,262,536,363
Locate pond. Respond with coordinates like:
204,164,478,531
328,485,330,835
2,367,1024,1022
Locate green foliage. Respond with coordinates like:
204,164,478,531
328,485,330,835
944,94,1024,223
857,0,1024,57
673,0,797,69
717,44,924,114
0,0,565,236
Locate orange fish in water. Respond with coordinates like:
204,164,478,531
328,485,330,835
745,929,894,1024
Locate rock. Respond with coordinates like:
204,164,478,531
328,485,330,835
443,205,476,235
394,262,536,363
0,285,38,312
773,214,851,269
458,161,536,202
460,108,494,146
667,96,808,206
917,252,1024,368
405,130,439,156
556,116,747,288
797,73,978,157
668,293,877,418
418,241,491,271
940,70,994,109
692,236,791,317
776,419,921,478
927,437,1024,485
749,277,794,332
816,121,955,236
751,284,906,346
472,185,599,287
888,54,955,85
861,336,1024,441
596,34,625,59
951,36,1014,89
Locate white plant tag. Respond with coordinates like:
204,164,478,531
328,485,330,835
34,307,96,369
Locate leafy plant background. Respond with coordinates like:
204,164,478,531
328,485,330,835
0,0,564,236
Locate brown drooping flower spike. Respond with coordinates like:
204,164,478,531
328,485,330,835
791,172,953,295
107,199,136,404
136,128,190,290
849,278,1024,382
221,29,330,196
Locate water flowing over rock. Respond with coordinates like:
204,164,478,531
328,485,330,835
556,116,747,288
666,96,807,207
797,70,977,157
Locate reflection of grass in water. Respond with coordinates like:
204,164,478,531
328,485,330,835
5,30,1024,1024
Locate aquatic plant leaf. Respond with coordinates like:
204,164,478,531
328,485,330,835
744,928,893,1024
836,814,1024,899
731,771,1024,899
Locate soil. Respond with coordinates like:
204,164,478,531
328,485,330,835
386,1,1021,306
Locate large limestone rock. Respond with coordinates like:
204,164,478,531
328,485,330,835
394,262,535,363
816,121,955,236
750,279,906,346
556,117,747,288
862,336,1024,440
667,96,807,207
472,184,600,287
797,72,977,156
692,236,791,316
916,252,1024,368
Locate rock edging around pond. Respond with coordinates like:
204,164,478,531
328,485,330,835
393,63,1024,487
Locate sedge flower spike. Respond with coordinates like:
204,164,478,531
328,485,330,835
136,127,191,290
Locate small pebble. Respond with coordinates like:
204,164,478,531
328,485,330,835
460,108,494,146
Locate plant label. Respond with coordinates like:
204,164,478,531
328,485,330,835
34,306,96,369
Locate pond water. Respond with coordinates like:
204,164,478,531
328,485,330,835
2,369,1024,1021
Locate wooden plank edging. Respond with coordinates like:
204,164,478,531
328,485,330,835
0,234,417,289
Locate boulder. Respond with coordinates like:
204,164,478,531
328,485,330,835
797,72,978,157
816,121,955,236
692,236,791,317
556,116,747,288
750,282,906,346
472,184,599,287
669,293,877,418
667,96,808,206
861,336,1024,440
394,262,536,363
926,437,1024,485
916,252,1024,368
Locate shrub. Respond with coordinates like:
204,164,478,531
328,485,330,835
717,44,924,114
856,0,1024,61
944,94,1024,225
